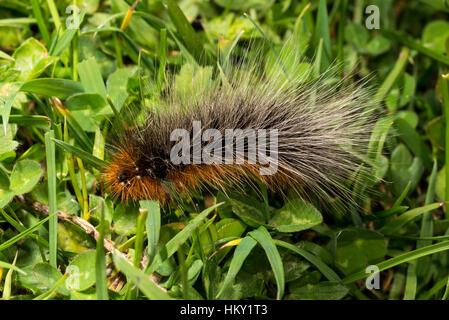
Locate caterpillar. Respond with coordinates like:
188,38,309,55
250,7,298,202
102,43,378,209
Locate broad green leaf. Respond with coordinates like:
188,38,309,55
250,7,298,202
57,223,94,254
396,111,418,129
214,218,247,262
112,203,139,236
9,159,42,195
265,42,312,84
269,198,323,233
390,144,424,196
204,14,257,41
65,93,107,112
175,63,213,99
1,87,19,137
422,20,449,54
0,190,14,209
345,23,369,49
17,263,66,295
78,57,107,99
0,138,19,160
364,35,391,56
12,38,58,81
395,117,432,170
107,68,135,112
229,198,268,227
66,250,96,291
335,229,386,274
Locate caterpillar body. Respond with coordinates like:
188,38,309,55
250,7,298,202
102,45,377,209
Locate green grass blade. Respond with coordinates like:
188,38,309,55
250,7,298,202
418,275,449,300
33,273,69,300
441,74,449,218
77,57,107,99
404,263,417,300
2,251,18,300
0,49,14,61
274,239,341,282
392,181,412,208
134,208,148,268
0,260,27,275
21,78,84,99
165,202,224,259
380,202,444,235
2,89,19,136
313,0,332,71
8,115,50,130
382,29,449,66
83,27,155,72
419,159,438,248
157,28,167,93
343,240,449,284
365,206,409,221
249,226,285,300
50,11,85,57
164,0,206,64
45,0,62,30
62,111,94,152
45,130,57,268
52,139,106,169
216,236,257,299
141,200,160,266
0,214,55,251
95,203,109,300
30,0,50,44
374,47,409,105
244,13,289,80
113,253,172,300
337,0,348,74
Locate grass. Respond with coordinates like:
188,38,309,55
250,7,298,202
0,0,449,301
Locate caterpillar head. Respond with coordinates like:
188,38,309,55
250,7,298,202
102,148,171,202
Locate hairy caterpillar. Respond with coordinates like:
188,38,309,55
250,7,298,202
102,43,378,209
